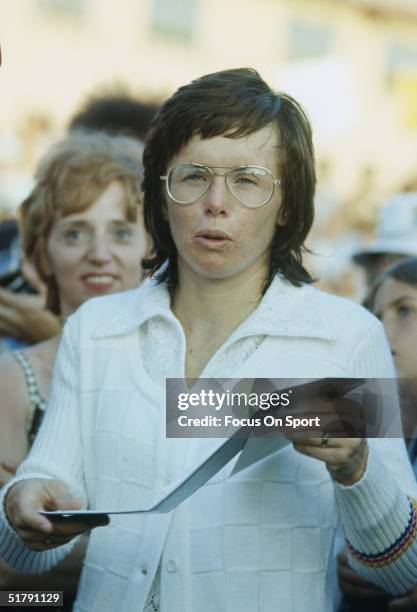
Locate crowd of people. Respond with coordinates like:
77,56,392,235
0,67,417,612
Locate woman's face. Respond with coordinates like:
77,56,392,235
164,124,283,285
44,180,148,318
373,277,417,378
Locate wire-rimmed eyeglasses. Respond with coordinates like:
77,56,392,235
160,163,281,209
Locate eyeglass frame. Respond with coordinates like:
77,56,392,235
160,163,282,209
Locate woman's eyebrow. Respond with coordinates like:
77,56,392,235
58,219,88,227
391,296,414,305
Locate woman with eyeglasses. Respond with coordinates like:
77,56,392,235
1,69,417,612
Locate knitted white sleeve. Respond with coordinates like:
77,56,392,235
0,319,87,574
335,318,417,595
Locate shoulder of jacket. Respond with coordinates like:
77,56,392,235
66,286,144,336
308,285,383,338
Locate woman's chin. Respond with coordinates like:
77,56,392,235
191,263,238,280
179,255,234,279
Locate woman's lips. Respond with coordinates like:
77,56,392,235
81,274,117,291
195,230,232,250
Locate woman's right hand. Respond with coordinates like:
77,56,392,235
0,288,60,343
5,478,108,551
337,549,389,599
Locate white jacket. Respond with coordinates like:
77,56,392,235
1,275,417,612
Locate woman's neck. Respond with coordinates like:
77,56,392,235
28,335,61,361
172,259,269,340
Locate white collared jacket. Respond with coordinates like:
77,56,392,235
1,275,417,612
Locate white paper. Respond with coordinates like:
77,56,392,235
41,377,364,523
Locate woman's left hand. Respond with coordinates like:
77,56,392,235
290,435,368,486
337,549,389,599
388,584,417,610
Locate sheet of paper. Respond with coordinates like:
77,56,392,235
42,433,247,523
41,376,365,523
230,435,290,475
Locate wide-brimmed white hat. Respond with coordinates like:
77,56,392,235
353,192,417,266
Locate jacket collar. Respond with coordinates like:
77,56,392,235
93,274,336,342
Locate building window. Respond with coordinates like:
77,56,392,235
288,20,334,60
150,0,198,42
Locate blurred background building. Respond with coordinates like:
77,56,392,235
1,0,417,295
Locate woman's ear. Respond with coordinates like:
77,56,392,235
144,231,154,258
38,248,54,279
276,202,286,227
21,258,47,296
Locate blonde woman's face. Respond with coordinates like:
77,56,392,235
44,180,148,318
373,277,417,379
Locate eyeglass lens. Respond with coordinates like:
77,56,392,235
167,164,274,207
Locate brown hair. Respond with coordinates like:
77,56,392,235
142,67,315,291
69,94,160,142
366,257,417,312
20,131,144,315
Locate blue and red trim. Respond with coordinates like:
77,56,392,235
346,497,417,567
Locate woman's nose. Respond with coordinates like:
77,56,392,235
202,176,230,216
87,235,112,264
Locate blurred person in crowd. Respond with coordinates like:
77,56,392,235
369,258,417,461
0,131,148,607
352,192,417,289
0,218,60,351
0,93,158,351
1,68,417,612
68,93,160,142
338,257,417,612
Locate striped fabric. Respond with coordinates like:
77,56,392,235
346,497,417,567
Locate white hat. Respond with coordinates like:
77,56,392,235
353,192,417,266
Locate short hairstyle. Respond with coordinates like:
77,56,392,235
69,95,160,142
142,67,315,291
20,131,144,315
366,257,417,312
